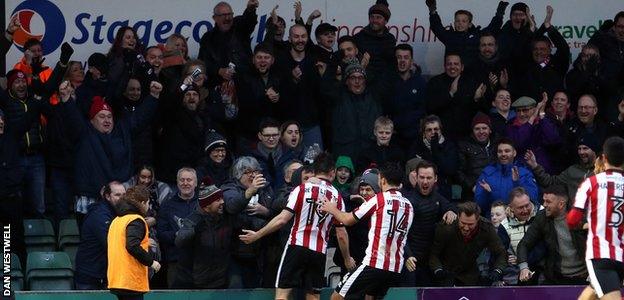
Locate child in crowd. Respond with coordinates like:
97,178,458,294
333,155,355,199
356,116,404,173
490,200,508,228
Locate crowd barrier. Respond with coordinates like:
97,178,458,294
14,286,589,300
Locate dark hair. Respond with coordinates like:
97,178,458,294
458,201,481,217
531,36,552,48
497,137,516,150
454,10,473,22
444,52,463,64
108,26,144,57
603,136,624,166
508,187,528,204
102,181,123,198
491,200,506,209
280,120,301,138
338,35,356,46
543,185,568,199
254,43,274,56
416,160,438,176
394,43,413,57
123,185,150,216
24,38,42,50
258,117,280,133
479,31,497,44
312,152,335,175
614,11,624,23
419,115,443,135
378,162,403,186
136,165,155,178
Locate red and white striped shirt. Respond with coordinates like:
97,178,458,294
354,190,414,273
285,179,344,254
574,170,624,262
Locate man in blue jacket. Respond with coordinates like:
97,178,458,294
74,181,125,290
475,137,538,217
57,80,161,226
156,167,199,288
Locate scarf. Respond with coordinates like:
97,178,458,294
423,135,445,150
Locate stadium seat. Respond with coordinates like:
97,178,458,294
24,219,56,253
26,252,74,290
58,219,80,267
10,253,24,291
324,247,343,288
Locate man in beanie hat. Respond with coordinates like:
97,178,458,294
173,184,238,289
3,68,54,217
426,0,509,69
0,103,39,270
156,81,211,184
400,160,456,286
197,130,231,187
525,133,598,201
457,112,497,201
57,80,161,223
353,0,396,82
507,93,562,173
321,58,383,161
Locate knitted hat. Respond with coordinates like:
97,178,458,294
369,3,391,21
359,169,380,193
198,184,223,209
344,61,366,79
510,2,528,16
6,69,26,89
88,53,108,75
204,130,227,153
471,112,492,129
578,133,601,154
88,96,113,119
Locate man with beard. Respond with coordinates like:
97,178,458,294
517,185,587,285
525,134,598,201
174,184,238,289
469,33,510,101
353,1,396,83
145,46,164,78
157,85,211,184
474,138,538,216
425,53,483,139
270,24,325,149
198,0,259,87
457,113,497,201
401,160,456,287
429,202,506,286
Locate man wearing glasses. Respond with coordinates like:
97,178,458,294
249,118,294,190
198,0,260,87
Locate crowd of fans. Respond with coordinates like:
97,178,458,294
1,0,624,293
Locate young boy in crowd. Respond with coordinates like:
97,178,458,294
357,116,405,173
490,200,508,228
333,155,355,199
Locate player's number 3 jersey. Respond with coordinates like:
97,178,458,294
354,190,414,273
574,170,624,262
